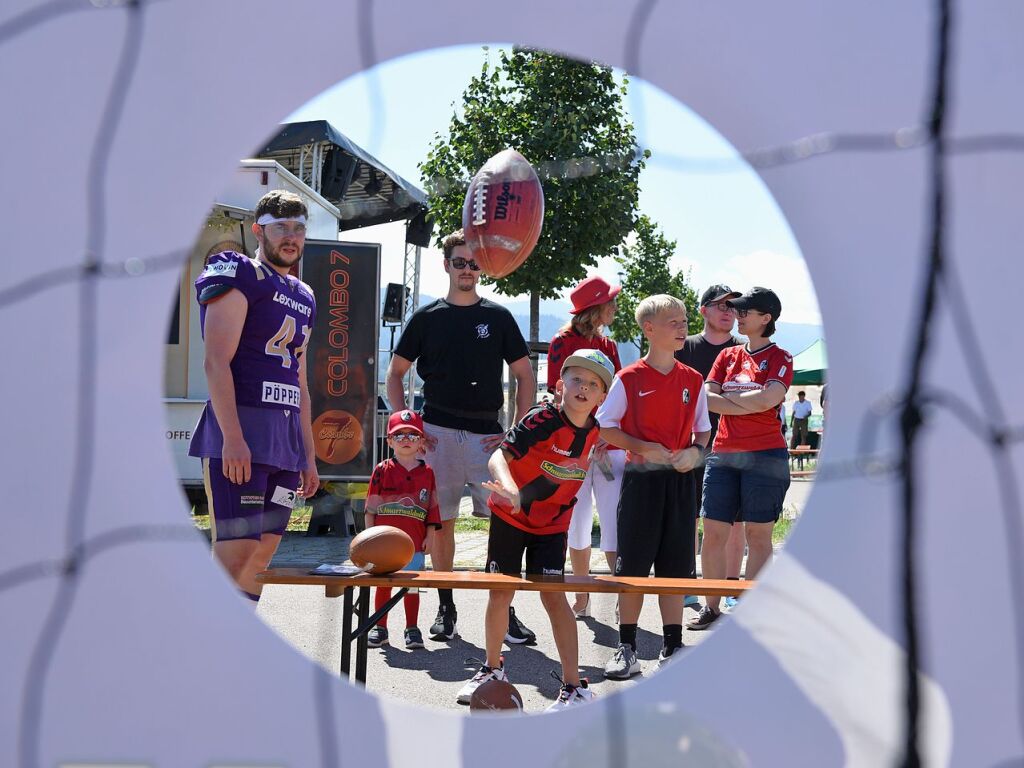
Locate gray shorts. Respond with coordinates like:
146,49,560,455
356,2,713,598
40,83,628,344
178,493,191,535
423,423,495,521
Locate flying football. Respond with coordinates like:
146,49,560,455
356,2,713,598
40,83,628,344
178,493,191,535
462,148,544,278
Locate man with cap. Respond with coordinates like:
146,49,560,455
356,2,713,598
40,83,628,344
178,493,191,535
676,284,745,608
457,349,614,709
790,390,813,448
690,287,792,631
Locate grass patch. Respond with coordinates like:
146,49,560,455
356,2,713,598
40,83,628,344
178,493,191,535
191,505,313,533
454,516,490,533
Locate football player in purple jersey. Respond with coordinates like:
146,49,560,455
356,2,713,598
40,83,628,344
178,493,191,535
188,190,319,603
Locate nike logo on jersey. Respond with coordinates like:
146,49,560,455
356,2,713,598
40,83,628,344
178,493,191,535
639,389,656,397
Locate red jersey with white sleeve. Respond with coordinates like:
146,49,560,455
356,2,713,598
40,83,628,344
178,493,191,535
708,342,794,452
488,403,600,535
596,359,711,465
366,459,441,551
546,328,621,393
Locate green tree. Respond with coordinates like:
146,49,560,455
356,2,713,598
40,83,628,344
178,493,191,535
610,214,700,355
418,47,649,344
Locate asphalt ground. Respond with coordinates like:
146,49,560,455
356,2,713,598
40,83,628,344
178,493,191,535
256,478,813,713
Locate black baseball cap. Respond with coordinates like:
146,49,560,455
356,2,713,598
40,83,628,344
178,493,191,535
727,287,782,319
700,284,741,306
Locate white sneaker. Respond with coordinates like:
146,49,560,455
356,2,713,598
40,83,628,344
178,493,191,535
456,664,508,705
603,643,641,679
546,680,595,710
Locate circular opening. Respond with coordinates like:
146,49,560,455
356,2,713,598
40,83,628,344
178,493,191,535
163,42,824,715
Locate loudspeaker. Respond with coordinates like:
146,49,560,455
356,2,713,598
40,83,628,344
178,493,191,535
382,283,406,324
405,209,433,247
321,149,358,201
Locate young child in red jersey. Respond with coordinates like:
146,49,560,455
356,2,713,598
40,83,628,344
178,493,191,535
455,349,615,710
365,410,441,650
597,295,711,679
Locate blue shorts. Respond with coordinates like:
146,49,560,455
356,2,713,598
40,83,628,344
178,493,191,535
203,458,299,542
701,448,791,525
405,551,426,571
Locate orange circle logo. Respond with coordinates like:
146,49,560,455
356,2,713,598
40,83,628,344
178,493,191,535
312,409,364,465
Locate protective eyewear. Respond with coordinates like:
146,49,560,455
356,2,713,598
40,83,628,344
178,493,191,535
389,433,422,443
262,222,307,239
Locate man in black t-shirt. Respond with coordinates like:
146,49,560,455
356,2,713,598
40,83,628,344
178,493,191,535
675,284,745,602
386,229,536,642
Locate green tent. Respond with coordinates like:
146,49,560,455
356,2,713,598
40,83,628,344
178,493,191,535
791,338,827,385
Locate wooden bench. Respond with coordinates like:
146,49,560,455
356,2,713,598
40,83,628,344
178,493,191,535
256,568,753,685
788,446,818,472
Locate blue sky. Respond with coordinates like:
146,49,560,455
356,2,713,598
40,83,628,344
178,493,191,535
288,44,822,326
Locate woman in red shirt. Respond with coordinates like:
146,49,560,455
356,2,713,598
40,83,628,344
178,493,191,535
689,287,793,631
547,276,623,616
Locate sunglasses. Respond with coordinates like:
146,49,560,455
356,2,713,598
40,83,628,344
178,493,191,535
703,301,735,312
447,256,481,271
389,433,422,443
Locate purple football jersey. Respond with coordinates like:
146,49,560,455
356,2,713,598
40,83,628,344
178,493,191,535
188,252,316,470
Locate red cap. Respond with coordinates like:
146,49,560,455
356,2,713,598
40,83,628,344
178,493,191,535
387,410,425,436
569,276,621,314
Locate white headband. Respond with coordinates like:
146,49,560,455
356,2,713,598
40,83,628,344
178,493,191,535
256,214,306,226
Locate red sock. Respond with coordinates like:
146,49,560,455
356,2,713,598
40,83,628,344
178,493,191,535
404,590,420,628
374,587,391,627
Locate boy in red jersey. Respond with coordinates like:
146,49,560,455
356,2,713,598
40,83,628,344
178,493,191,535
455,349,615,710
364,410,441,650
598,295,711,679
689,287,792,631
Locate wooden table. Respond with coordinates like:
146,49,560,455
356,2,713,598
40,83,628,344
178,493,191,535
788,447,819,471
256,568,754,685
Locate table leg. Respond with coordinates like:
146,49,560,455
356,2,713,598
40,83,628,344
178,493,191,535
340,586,354,678
355,586,371,685
353,588,408,639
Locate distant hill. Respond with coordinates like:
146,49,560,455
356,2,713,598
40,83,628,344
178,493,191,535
376,288,824,382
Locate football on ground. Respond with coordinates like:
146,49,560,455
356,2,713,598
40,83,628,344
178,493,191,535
462,148,544,278
349,526,415,574
469,679,525,712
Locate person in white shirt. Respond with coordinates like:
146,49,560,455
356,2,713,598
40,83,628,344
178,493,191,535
790,390,813,448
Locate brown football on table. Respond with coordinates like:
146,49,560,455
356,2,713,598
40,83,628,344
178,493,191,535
462,148,544,278
349,526,415,575
469,679,525,712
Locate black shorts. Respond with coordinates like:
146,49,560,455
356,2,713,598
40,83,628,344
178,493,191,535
615,467,696,579
486,513,568,576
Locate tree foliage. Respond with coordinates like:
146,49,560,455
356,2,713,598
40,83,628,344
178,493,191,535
418,47,649,335
610,215,700,354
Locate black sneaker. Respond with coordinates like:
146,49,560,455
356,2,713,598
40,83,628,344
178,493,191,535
505,606,537,645
429,604,458,641
657,643,684,669
686,606,721,631
367,626,389,647
404,627,425,649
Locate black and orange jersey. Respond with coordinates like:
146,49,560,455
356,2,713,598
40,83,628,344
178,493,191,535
366,459,441,551
488,403,600,535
